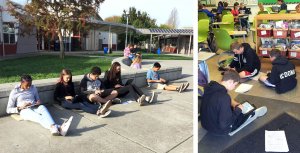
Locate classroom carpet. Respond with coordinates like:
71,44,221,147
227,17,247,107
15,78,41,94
199,94,300,153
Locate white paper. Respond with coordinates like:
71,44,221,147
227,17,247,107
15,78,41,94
122,100,135,105
241,102,254,114
265,130,289,152
291,52,297,57
294,32,300,38
262,50,268,55
261,31,267,35
235,83,253,93
275,21,283,29
277,31,283,36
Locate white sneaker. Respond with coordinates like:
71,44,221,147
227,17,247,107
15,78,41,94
100,100,112,115
147,91,156,103
229,106,267,136
99,110,112,118
60,116,73,136
253,106,268,118
137,95,146,106
50,125,60,136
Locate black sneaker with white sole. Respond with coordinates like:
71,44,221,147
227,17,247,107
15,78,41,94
111,98,122,104
178,84,184,93
182,83,190,91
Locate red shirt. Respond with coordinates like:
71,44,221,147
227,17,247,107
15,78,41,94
231,9,239,22
231,9,239,16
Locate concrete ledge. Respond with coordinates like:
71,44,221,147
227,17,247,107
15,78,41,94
0,59,182,117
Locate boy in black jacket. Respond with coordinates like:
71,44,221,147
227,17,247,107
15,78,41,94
80,66,118,105
259,49,297,94
229,42,261,79
200,70,267,136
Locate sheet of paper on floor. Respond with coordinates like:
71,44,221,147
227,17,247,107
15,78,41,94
265,130,289,152
235,83,253,93
122,100,135,105
251,72,267,81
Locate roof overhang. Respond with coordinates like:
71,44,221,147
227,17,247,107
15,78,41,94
88,19,136,34
136,28,193,35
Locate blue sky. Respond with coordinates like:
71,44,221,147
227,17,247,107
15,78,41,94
14,0,194,28
99,0,194,28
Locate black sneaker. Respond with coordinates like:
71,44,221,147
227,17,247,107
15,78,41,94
182,83,190,91
178,84,184,93
111,98,122,104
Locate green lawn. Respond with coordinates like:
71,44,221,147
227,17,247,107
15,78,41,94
0,55,112,83
100,52,193,60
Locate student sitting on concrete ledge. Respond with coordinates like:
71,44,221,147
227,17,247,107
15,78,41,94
54,69,109,117
79,66,117,117
200,70,267,136
6,74,73,136
146,62,189,93
259,49,297,94
104,62,155,106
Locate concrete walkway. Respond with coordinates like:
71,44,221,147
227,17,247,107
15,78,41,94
0,60,193,153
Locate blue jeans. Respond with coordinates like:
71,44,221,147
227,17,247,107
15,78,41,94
20,105,55,129
61,101,99,114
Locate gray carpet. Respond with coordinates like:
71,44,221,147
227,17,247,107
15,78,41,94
199,94,300,153
221,113,300,153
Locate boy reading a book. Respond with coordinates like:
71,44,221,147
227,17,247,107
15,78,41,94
200,70,267,136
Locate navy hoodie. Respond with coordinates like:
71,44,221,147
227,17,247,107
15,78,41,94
267,56,297,94
229,43,261,75
200,81,242,135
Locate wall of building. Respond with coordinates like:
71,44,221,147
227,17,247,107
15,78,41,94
0,1,37,56
85,29,117,51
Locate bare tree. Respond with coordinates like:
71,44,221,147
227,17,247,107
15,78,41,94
166,8,179,29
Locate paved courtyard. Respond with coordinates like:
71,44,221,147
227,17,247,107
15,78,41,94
0,59,193,153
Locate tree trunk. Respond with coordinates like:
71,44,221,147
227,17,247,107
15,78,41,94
58,31,65,59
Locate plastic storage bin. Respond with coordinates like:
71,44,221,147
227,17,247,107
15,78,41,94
288,48,300,58
257,28,272,37
290,29,300,39
273,28,288,38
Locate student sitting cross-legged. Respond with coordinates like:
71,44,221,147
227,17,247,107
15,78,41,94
54,69,108,117
146,62,189,93
259,49,297,94
104,62,155,106
200,70,267,136
6,74,73,136
79,66,117,117
228,42,261,81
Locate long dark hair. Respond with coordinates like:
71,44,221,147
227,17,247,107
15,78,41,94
108,62,121,82
58,69,72,84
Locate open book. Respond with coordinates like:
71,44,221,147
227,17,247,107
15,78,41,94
242,102,255,114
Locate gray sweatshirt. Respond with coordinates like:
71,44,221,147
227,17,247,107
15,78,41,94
6,84,40,114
